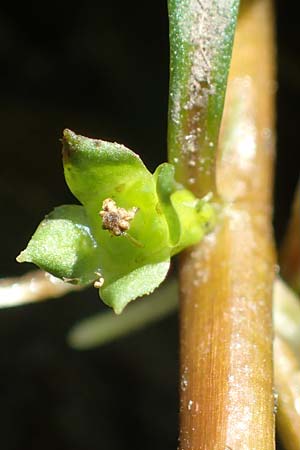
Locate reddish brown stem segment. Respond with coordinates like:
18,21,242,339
178,0,276,448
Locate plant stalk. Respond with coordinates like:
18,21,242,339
168,0,239,198
0,270,80,307
178,0,276,448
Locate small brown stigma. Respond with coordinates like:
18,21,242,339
99,198,138,236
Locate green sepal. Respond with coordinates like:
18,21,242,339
17,205,100,285
154,163,216,252
154,163,181,246
171,191,216,254
100,260,170,314
63,129,151,207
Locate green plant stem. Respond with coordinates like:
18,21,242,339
67,275,300,450
2,270,300,353
174,0,276,447
68,278,178,349
168,0,239,198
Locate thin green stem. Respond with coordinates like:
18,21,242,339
67,276,300,355
68,278,178,349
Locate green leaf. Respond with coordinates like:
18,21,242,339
100,260,170,314
17,205,100,284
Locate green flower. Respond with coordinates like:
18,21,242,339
17,130,215,313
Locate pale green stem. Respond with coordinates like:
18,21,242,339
67,276,300,355
68,278,178,349
168,0,239,198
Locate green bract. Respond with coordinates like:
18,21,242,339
17,130,216,313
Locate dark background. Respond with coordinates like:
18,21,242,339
0,1,298,449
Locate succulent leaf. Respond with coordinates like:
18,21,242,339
101,260,170,314
17,205,99,285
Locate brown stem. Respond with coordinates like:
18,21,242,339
178,0,276,448
274,335,300,450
